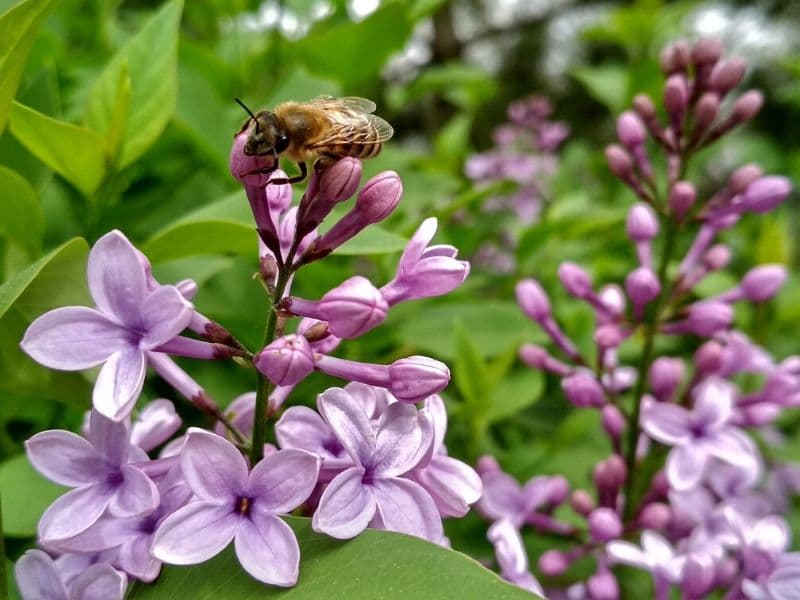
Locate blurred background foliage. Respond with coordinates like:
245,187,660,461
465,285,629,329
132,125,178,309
1,0,799,591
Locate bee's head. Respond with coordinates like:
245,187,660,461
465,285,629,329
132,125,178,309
235,100,290,157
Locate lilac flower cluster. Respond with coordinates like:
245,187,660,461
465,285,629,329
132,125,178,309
14,131,480,595
485,39,797,598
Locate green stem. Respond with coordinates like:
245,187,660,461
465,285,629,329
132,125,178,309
0,487,7,600
623,219,678,516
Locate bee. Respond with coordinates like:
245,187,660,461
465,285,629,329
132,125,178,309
235,96,394,184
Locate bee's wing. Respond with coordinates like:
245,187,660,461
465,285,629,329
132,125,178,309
306,97,394,147
306,96,377,114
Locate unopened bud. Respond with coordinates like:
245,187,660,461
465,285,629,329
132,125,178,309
255,334,314,386
731,90,764,122
638,502,671,529
625,267,661,306
740,176,792,213
695,340,723,375
728,164,763,194
709,57,747,94
601,404,626,439
669,181,697,218
740,264,787,302
388,356,450,402
626,203,659,241
682,555,715,599
702,244,731,271
558,262,593,298
660,40,690,75
691,38,723,67
649,357,684,400
664,74,689,121
588,507,623,542
562,372,604,408
319,157,362,203
539,550,569,576
587,570,619,600
354,171,403,222
605,144,634,180
316,276,389,338
594,324,628,350
476,455,501,476
229,130,276,187
665,301,733,337
694,93,720,131
632,94,657,120
516,279,551,322
571,490,595,516
617,111,647,148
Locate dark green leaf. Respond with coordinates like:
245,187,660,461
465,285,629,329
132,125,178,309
0,453,65,537
128,516,537,599
571,65,630,114
487,370,544,424
0,165,42,254
334,225,408,255
453,320,490,408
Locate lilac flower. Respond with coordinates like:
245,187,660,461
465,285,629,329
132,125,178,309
406,394,482,518
131,399,181,452
21,230,194,420
310,387,443,542
607,531,685,594
15,549,127,600
152,429,320,586
641,377,759,490
742,555,800,600
487,518,544,595
477,469,564,528
26,410,158,542
380,218,469,305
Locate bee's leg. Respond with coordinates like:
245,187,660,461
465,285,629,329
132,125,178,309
313,155,338,175
268,162,308,185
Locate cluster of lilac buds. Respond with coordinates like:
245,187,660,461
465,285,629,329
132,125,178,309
497,38,798,598
14,125,477,595
465,95,570,272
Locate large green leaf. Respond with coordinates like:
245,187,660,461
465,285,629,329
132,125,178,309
0,0,55,135
0,237,89,320
0,165,42,254
85,0,184,168
0,454,64,537
334,225,407,255
8,102,107,196
129,517,536,599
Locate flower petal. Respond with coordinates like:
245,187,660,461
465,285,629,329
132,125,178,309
38,485,111,542
15,550,69,600
766,565,800,599
25,430,106,487
606,540,648,568
87,230,148,324
152,502,238,564
641,402,692,445
705,427,759,468
398,218,438,276
118,533,162,583
275,406,337,456
487,518,529,575
108,465,159,517
21,307,128,370
248,449,320,514
423,394,447,453
369,477,443,542
87,411,130,467
372,403,427,477
318,388,375,467
235,512,299,586
69,563,127,600
691,377,733,429
312,466,375,539
139,286,194,350
476,470,524,523
93,348,147,422
181,429,247,501
666,444,708,491
411,455,482,518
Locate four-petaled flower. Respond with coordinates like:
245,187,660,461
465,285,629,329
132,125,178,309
15,549,127,600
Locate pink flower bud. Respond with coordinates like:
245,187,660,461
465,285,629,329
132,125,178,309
638,502,671,529
740,176,792,213
695,340,723,374
316,276,388,338
476,455,501,476
626,203,659,241
625,267,661,306
319,157,362,202
665,301,733,336
547,476,570,505
616,111,647,148
668,181,696,218
558,262,593,298
594,455,627,492
354,171,403,222
388,356,450,402
538,550,569,576
516,279,551,322
709,57,747,94
601,404,625,439
740,264,787,302
587,570,619,600
682,555,715,599
519,344,572,376
702,244,731,271
588,507,622,542
664,74,689,121
594,324,628,350
255,334,314,386
648,357,684,400
659,41,690,74
729,164,763,194
632,94,657,120
605,144,634,179
694,93,720,131
571,490,595,516
731,90,763,122
229,130,276,187
691,38,723,67
562,372,604,408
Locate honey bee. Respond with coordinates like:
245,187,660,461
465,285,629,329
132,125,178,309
235,96,394,184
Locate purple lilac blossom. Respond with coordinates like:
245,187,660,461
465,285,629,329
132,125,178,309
15,549,127,600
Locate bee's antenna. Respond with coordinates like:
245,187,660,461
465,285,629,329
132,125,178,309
235,98,260,131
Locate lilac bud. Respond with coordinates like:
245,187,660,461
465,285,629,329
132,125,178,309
255,334,314,386
598,284,626,319
695,340,723,374
664,75,689,121
709,57,747,94
388,356,450,402
319,157,362,202
354,171,402,222
229,130,276,187
601,405,625,439
476,455,501,476
317,276,389,338
669,181,696,218
639,502,671,530
731,90,764,122
588,507,622,542
605,144,634,179
660,41,690,74
665,301,733,336
587,570,619,600
694,93,720,131
729,164,763,194
691,38,723,67
571,490,595,516
682,555,715,599
633,94,657,121
558,262,593,298
714,558,738,589
626,203,659,241
740,176,792,213
649,357,684,400
562,372,604,408
547,476,570,505
702,244,731,271
740,264,787,302
625,267,661,306
594,324,628,350
516,279,551,322
538,550,569,576
594,455,627,491
617,111,647,148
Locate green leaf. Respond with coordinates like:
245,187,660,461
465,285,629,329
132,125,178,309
0,454,65,537
453,320,490,408
128,516,537,599
487,370,544,423
102,59,132,165
8,102,107,196
334,225,408,255
0,237,90,320
0,165,42,254
571,65,630,114
85,0,184,168
0,0,56,135
294,3,412,89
